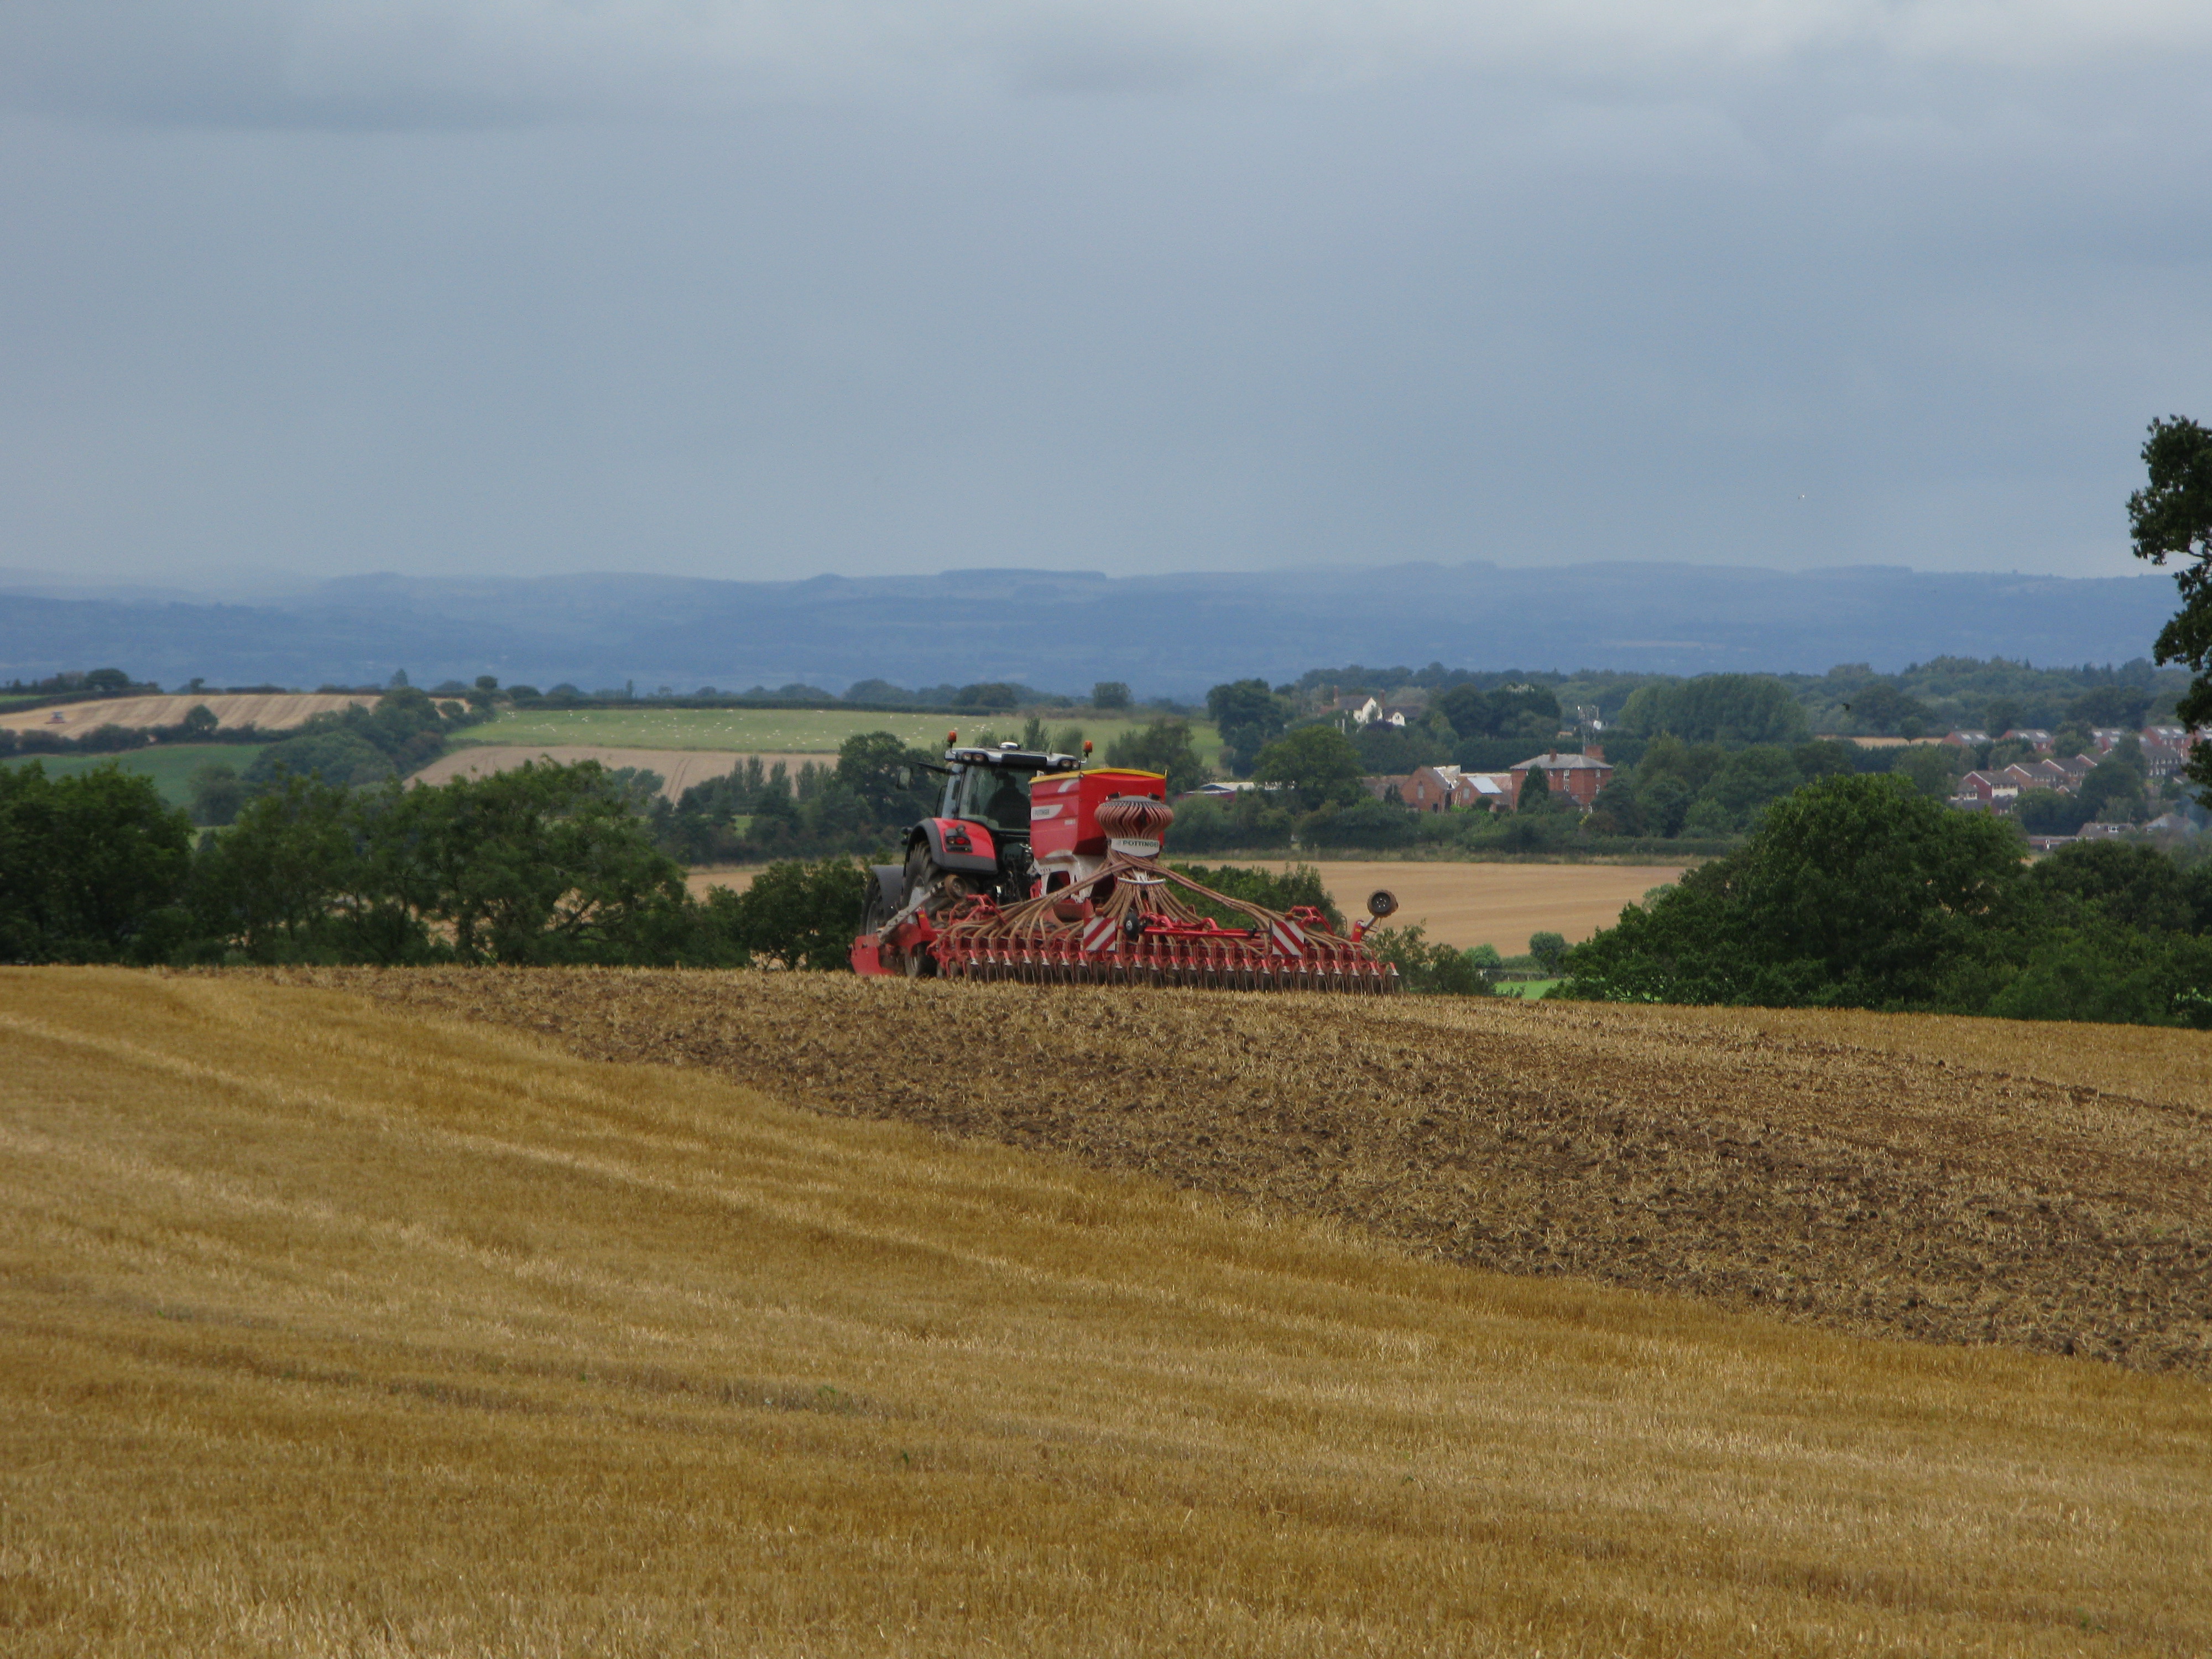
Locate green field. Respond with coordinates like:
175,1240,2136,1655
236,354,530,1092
459,705,1224,764
0,744,268,808
1494,977,1562,999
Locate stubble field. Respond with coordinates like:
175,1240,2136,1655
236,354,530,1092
0,692,375,734
278,967,2212,1380
4,967,2208,1656
1217,859,1689,952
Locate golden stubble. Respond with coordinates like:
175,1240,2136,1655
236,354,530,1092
2,967,2206,1657
280,967,2212,1381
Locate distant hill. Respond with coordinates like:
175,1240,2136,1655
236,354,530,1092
0,562,2180,696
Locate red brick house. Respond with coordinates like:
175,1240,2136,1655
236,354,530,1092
1510,747,1615,810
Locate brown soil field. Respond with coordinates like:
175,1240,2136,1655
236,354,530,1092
408,744,818,799
283,968,2212,1383
1218,859,1687,952
0,691,376,734
6,968,2208,1656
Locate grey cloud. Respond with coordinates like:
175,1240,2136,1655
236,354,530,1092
9,2,2212,130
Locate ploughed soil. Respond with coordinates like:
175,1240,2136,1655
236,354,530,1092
260,969,2212,1380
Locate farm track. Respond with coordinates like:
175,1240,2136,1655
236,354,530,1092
263,969,2212,1381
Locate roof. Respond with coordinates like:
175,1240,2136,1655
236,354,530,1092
1510,752,1613,772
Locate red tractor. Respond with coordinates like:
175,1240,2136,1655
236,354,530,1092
852,735,1400,992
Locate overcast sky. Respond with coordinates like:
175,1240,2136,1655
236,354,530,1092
3,1,2208,589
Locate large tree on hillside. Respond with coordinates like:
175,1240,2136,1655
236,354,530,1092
2128,415,2212,787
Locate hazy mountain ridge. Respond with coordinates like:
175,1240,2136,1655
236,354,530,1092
0,563,2180,695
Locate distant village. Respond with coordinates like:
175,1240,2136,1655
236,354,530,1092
1198,688,2205,852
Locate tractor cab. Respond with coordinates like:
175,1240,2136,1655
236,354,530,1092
938,742,1077,841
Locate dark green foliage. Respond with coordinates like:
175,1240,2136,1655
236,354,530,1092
189,763,247,827
1092,681,1133,710
247,729,397,790
1361,923,1493,995
1436,682,1561,742
1839,681,1933,738
1250,726,1365,810
2026,840,2195,932
1517,763,1550,808
241,686,482,793
1562,773,2212,1027
1299,796,1423,848
1888,743,1961,801
1206,679,1288,776
1166,862,1343,930
1104,719,1207,796
1562,775,2027,1010
703,858,867,970
1162,791,1296,852
2015,790,2094,835
1618,675,1810,747
0,762,194,963
2128,415,2212,789
2077,755,2148,823
1528,931,1568,975
1353,721,1451,775
184,763,703,967
652,732,936,865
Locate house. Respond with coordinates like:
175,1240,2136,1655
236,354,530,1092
2088,728,2133,752
2141,740,2188,781
1940,729,1991,749
2145,811,2201,838
1957,771,2020,810
2001,728,2055,752
1399,765,1517,812
2052,753,2101,787
1509,746,1614,810
2002,760,2075,794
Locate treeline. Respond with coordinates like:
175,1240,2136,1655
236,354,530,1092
1275,655,2189,743
1562,775,2212,1027
0,759,864,970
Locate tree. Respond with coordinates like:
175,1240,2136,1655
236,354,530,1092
0,762,192,962
1206,679,1286,775
1516,764,1550,810
178,703,220,739
2127,414,2212,789
1092,681,1132,710
1617,675,1809,747
1250,725,1364,810
1104,719,1207,795
188,762,247,827
703,857,867,969
1528,931,1568,975
1889,743,1959,801
834,731,937,824
2077,758,2145,823
1561,774,2028,1009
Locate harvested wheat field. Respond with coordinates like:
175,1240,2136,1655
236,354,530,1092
0,691,377,735
406,744,816,798
1219,860,1688,952
290,968,2212,1381
3,970,2208,1656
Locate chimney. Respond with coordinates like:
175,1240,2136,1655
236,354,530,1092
1546,750,1557,763
1583,743,1605,763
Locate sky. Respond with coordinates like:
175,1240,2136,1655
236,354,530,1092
2,1,2209,591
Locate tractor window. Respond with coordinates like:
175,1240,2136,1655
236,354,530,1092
954,765,1032,833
